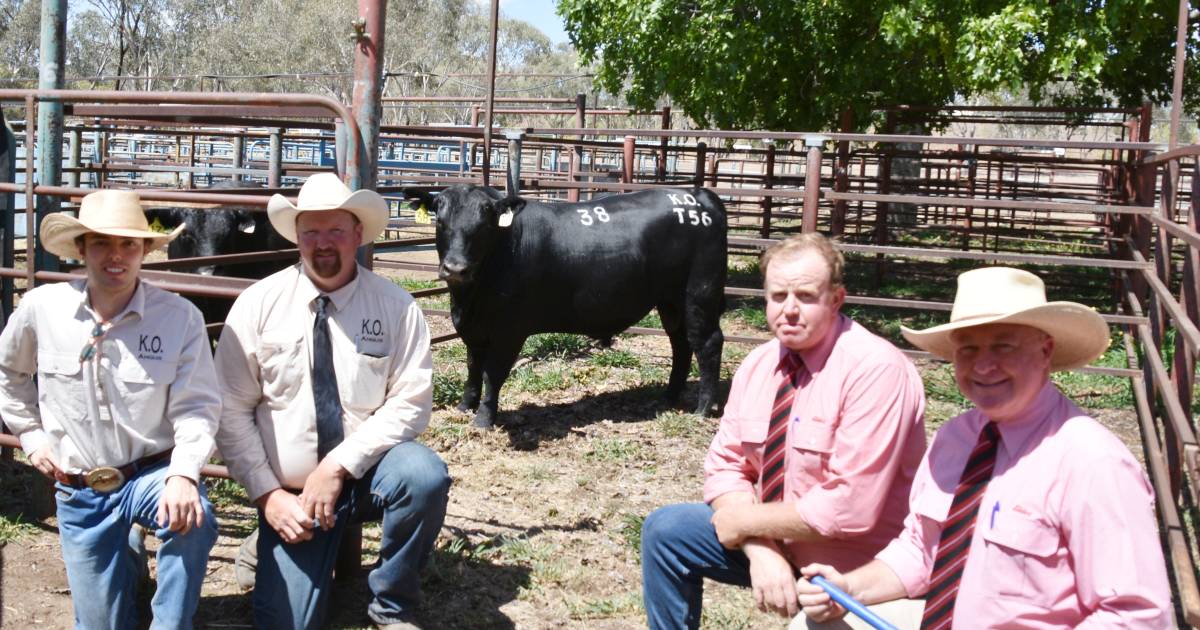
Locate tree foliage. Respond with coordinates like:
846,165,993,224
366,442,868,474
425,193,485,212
558,0,1200,131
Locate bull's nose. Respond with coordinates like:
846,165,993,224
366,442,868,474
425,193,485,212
440,260,467,281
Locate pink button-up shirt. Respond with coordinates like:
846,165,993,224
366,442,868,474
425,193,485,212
704,314,927,570
877,382,1171,628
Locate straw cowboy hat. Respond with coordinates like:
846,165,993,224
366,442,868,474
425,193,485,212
40,189,184,260
901,267,1110,371
267,173,388,246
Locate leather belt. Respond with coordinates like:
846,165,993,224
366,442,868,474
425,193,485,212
55,448,174,493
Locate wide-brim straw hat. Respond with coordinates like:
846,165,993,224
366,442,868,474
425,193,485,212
901,266,1110,371
40,189,183,260
267,173,388,245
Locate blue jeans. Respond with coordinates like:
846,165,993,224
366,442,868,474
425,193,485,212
642,503,754,630
55,460,218,630
253,441,451,630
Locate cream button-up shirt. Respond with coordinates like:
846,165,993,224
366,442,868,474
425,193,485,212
214,263,432,501
0,279,221,482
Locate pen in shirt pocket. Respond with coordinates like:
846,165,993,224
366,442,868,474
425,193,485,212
990,500,1000,529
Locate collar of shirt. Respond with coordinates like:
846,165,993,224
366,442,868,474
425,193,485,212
775,313,849,376
296,264,364,313
74,278,147,328
981,380,1062,460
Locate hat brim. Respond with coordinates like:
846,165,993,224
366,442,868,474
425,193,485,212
267,189,388,246
901,302,1111,371
39,213,184,261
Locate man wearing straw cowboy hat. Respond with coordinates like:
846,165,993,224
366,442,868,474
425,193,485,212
214,173,448,630
0,189,221,629
797,267,1171,629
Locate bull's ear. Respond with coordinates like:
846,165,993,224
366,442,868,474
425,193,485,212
493,196,526,228
402,188,438,224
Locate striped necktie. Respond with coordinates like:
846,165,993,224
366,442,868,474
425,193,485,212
760,352,803,502
920,421,1001,630
312,295,344,460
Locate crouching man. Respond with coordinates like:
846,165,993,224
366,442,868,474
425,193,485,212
0,189,221,629
215,173,450,630
798,267,1172,628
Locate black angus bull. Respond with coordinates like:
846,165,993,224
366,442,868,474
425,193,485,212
145,201,292,325
404,184,727,429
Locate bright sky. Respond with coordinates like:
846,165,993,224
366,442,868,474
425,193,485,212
495,0,570,45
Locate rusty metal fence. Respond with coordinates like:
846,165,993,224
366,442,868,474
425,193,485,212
0,91,1197,624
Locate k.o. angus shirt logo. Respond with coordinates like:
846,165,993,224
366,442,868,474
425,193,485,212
138,334,164,360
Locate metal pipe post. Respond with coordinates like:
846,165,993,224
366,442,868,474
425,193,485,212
569,93,585,202
506,130,523,194
1170,0,1190,150
67,127,81,189
268,127,282,188
35,0,66,273
232,135,245,184
694,142,707,189
802,135,825,233
481,0,500,187
351,0,386,191
657,106,670,181
622,135,635,188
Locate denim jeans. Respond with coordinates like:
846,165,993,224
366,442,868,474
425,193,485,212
642,503,754,630
253,440,451,630
55,460,218,630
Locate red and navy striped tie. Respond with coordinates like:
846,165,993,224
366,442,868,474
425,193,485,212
760,353,803,502
920,421,1001,630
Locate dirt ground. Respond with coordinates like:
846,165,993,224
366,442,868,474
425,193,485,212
0,252,1150,629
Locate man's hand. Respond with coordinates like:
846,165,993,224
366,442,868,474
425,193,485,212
797,563,849,622
743,540,799,618
257,488,315,544
156,475,205,535
29,446,61,480
299,457,348,531
711,504,751,549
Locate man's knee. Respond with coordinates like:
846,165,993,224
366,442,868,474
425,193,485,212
375,443,451,508
642,503,710,557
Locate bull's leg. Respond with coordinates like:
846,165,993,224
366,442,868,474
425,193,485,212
686,303,724,417
657,303,691,404
474,337,524,429
458,342,484,412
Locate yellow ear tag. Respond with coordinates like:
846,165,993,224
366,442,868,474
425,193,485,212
148,217,166,233
498,209,514,227
414,204,432,225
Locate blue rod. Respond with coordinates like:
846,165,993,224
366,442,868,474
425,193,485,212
810,576,899,630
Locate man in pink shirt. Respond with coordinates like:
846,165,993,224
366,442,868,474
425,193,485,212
641,233,927,629
798,267,1172,629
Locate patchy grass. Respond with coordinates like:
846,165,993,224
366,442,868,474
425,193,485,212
590,348,641,369
522,333,592,360
0,514,38,544
585,437,645,463
395,277,441,292
566,591,643,620
432,370,466,408
508,364,570,393
204,477,248,509
618,513,645,557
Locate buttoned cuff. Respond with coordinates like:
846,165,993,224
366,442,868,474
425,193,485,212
703,477,756,504
16,429,49,458
243,469,284,504
328,444,374,480
875,539,929,598
166,457,204,484
795,494,843,538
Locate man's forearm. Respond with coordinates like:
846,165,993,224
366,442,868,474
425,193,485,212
844,560,909,605
710,492,823,545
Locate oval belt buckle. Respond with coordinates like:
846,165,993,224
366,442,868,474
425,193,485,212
85,466,125,493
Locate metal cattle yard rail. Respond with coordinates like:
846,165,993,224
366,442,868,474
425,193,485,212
0,92,1198,624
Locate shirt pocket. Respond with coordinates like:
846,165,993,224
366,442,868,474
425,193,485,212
979,509,1062,608
39,351,82,380
341,352,389,412
789,415,836,481
255,339,303,406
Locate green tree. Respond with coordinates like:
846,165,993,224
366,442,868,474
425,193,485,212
558,0,1199,131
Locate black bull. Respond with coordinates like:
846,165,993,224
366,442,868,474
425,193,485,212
405,184,727,429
